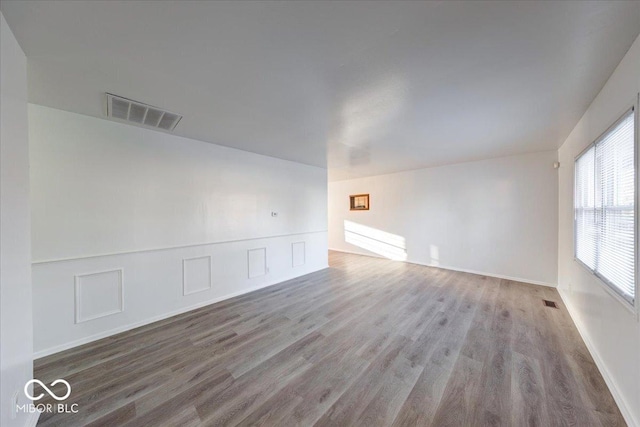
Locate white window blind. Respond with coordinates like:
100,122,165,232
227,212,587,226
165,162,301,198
574,108,636,304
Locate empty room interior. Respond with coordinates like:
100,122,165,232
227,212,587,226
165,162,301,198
2,1,640,426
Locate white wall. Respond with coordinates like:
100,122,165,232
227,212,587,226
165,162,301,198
557,35,640,427
329,150,559,286
29,105,328,356
0,12,35,427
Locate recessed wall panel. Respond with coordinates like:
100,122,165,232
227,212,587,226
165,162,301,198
292,242,305,267
183,255,212,295
75,269,123,323
248,248,267,278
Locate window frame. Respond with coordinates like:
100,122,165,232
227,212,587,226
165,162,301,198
573,102,638,313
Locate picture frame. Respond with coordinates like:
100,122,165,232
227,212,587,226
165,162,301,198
349,194,369,211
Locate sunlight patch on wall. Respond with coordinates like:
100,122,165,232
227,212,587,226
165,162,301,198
344,220,407,261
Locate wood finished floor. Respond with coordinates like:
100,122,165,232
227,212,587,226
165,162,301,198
34,251,625,426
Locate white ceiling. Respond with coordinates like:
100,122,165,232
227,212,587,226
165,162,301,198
2,1,639,181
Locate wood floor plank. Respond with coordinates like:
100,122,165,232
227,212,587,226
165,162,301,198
468,279,514,425
390,362,449,427
430,354,484,426
314,336,414,426
510,351,551,426
353,354,423,426
34,251,626,426
124,369,234,426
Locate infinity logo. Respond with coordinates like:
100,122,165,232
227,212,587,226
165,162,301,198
24,379,72,401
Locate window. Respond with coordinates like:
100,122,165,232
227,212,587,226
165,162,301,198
574,108,636,305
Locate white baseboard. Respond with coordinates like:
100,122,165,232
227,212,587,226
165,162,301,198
558,288,638,427
328,247,556,288
34,265,329,359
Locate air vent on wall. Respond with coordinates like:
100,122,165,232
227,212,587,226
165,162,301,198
105,93,182,131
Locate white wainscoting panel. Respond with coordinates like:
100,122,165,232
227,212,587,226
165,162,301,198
33,231,328,357
292,242,305,267
247,248,267,279
75,269,123,323
183,256,212,296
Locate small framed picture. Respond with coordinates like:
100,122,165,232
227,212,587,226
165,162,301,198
349,194,369,211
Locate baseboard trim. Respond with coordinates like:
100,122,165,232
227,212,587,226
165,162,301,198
328,247,556,288
34,264,329,359
558,288,638,427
